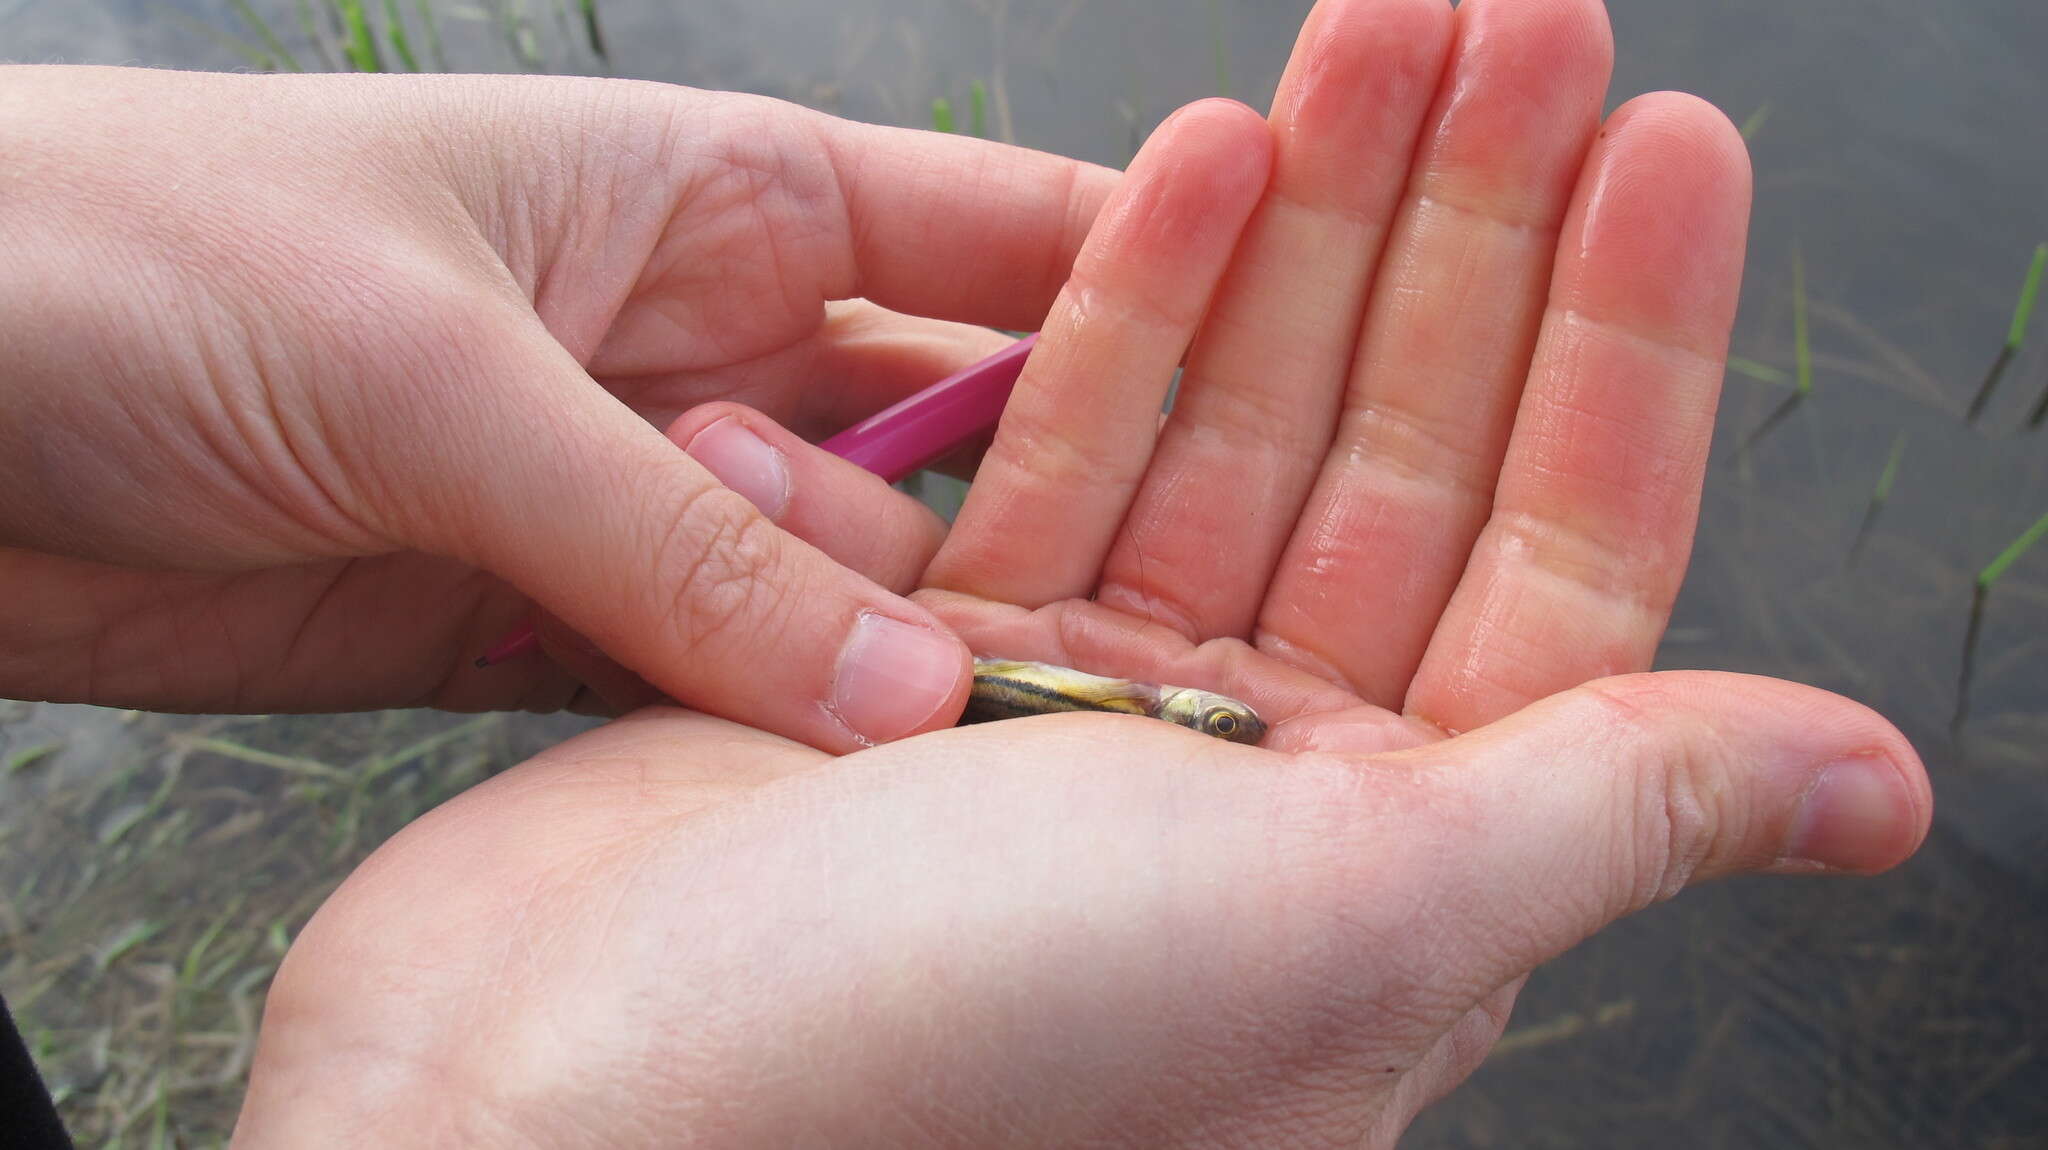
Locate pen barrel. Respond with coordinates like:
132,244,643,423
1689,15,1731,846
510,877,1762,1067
819,334,1037,482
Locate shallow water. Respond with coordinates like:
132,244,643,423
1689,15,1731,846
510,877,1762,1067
3,0,2044,1144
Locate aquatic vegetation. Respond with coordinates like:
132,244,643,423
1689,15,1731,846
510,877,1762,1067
1792,247,1815,397
210,0,606,74
1726,355,1792,387
579,0,605,62
225,0,300,70
1738,248,1813,454
381,0,418,71
1967,241,2045,423
1954,506,2048,731
1848,431,1907,564
1976,507,2048,589
3,709,533,1143
1739,102,1772,141
930,80,991,137
338,0,379,72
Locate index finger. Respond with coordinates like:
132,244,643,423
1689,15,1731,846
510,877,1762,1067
923,100,1276,607
819,116,1121,333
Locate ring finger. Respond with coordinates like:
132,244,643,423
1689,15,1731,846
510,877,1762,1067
1090,0,1456,641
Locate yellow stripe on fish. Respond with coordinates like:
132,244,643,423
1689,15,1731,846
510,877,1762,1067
964,658,1267,745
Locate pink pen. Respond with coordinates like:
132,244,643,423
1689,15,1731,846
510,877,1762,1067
474,333,1039,667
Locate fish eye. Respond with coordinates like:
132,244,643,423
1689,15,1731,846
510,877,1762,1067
1206,709,1238,736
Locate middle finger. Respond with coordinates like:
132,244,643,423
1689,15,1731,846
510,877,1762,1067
1091,0,1456,641
1256,0,1615,706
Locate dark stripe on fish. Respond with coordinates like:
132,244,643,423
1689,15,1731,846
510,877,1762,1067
963,660,1158,724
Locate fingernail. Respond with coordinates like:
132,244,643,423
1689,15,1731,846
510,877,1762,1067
685,417,788,518
831,612,966,745
1783,756,1912,872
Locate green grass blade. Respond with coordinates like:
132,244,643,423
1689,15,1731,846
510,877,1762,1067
970,79,988,138
2007,242,2046,351
1979,508,2048,587
486,0,543,71
176,735,348,780
150,1075,170,1150
1872,431,1906,503
179,897,246,992
3,741,61,775
383,0,421,71
1739,102,1772,141
580,0,607,61
295,0,339,70
336,0,384,71
94,919,163,974
380,0,419,70
1967,344,2015,423
1850,431,1908,563
163,10,279,71
1726,356,1791,387
229,0,305,71
358,715,500,783
1954,582,1987,733
1736,391,1803,455
2027,374,2048,429
931,97,956,133
1792,247,1813,396
415,0,449,71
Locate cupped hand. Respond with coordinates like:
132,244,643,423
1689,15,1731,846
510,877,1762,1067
0,66,1115,750
237,682,1924,1146
907,0,1898,1108
573,0,1931,1117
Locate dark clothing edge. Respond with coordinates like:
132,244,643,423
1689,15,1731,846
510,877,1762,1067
0,991,72,1150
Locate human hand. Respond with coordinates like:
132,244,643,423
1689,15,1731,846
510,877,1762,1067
233,1,1933,1143
657,0,1749,737
921,0,1732,732
235,680,1925,1146
0,66,1116,750
499,0,1935,1127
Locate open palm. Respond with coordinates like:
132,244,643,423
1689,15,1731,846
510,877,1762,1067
922,0,1731,752
877,0,1761,1102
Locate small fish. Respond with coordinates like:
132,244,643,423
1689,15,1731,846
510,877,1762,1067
964,657,1267,745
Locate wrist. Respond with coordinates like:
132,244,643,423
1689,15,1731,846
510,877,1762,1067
0,66,192,559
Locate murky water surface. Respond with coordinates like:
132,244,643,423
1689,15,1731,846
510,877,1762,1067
3,0,2044,1144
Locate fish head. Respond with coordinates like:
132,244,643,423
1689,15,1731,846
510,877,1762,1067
1157,688,1267,745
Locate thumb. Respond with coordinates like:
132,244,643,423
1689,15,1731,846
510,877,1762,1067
392,326,970,753
529,401,957,717
1389,671,1931,987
